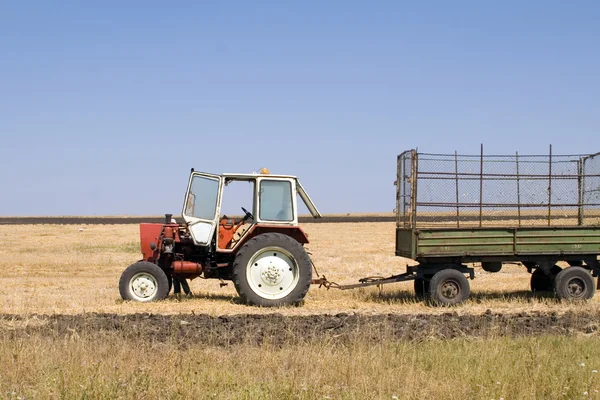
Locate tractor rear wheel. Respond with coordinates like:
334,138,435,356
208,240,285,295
119,261,170,302
428,269,470,306
232,233,312,307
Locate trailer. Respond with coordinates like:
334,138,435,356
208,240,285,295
321,147,600,305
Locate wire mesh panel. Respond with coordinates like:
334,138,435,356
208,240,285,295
396,148,600,228
396,150,414,228
582,152,600,224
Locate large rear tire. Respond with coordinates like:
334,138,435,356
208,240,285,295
554,267,595,301
232,233,312,307
428,269,470,306
119,261,170,302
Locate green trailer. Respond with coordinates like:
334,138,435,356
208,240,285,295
320,147,600,305
394,147,600,305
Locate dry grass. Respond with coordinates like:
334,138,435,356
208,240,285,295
0,222,598,315
2,331,600,399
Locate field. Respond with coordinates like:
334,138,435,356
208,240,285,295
1,222,600,399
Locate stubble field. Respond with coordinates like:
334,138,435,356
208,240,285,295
1,222,600,399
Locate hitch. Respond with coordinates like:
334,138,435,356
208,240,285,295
311,276,339,289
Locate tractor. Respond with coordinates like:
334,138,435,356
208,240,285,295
118,168,322,307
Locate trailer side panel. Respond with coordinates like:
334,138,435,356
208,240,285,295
396,226,600,261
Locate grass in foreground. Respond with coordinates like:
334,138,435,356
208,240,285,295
1,332,599,399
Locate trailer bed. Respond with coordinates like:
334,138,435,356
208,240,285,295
396,226,600,262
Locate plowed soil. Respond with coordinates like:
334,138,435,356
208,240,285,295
2,311,599,347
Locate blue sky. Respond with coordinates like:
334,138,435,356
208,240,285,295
1,1,599,215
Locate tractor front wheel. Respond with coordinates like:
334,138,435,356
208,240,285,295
119,261,170,302
232,233,312,307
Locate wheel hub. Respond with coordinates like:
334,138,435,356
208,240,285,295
566,278,585,298
131,274,157,299
247,247,299,299
261,264,284,285
441,281,459,299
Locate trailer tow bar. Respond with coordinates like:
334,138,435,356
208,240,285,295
310,264,476,291
311,272,418,291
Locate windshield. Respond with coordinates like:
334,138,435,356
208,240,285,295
259,180,293,221
184,175,220,220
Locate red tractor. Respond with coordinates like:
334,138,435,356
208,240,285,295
119,168,322,306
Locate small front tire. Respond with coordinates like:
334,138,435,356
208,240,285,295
119,261,170,302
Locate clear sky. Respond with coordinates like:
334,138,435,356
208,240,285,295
1,1,599,216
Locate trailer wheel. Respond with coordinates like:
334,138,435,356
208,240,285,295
119,261,170,302
414,275,432,297
554,267,595,301
428,269,470,306
232,233,312,307
530,265,562,292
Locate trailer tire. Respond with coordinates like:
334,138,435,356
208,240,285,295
233,233,312,307
554,267,595,301
530,265,562,292
414,276,432,297
119,261,170,302
428,269,470,306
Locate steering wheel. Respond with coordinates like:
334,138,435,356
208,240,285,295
241,207,254,221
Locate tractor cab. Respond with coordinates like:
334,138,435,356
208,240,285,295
181,168,321,251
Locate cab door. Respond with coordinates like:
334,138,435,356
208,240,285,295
255,177,297,224
182,172,222,246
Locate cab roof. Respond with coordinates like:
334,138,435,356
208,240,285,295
221,173,297,180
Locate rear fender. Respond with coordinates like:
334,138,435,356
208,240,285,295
228,225,309,252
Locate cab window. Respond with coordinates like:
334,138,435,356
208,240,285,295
259,180,293,221
184,176,219,220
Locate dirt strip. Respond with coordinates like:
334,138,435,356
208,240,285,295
1,311,599,347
